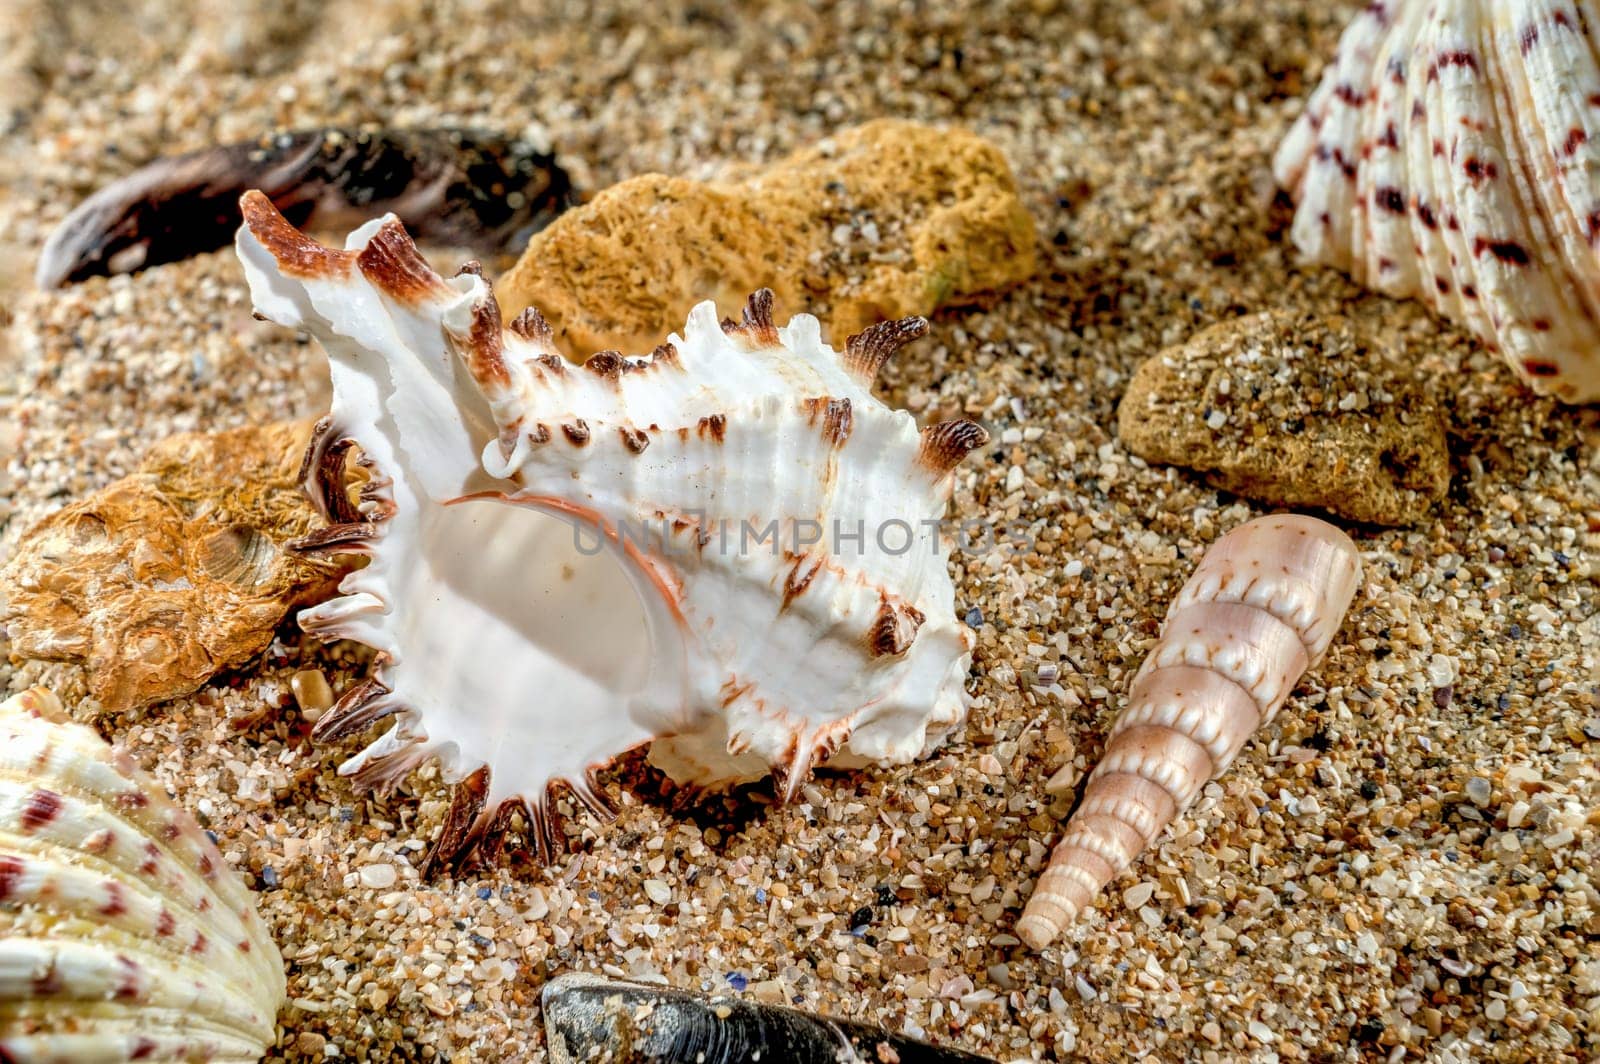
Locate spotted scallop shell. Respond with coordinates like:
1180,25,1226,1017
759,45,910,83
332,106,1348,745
0,688,285,1063
1274,0,1600,401
234,191,986,872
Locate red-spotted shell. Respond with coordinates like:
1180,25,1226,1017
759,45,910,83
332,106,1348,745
0,688,284,1063
1275,0,1600,402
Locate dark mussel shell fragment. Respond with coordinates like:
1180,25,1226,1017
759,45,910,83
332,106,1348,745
37,127,574,287
543,972,997,1063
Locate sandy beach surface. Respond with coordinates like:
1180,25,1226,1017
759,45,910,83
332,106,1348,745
1,1,1596,1061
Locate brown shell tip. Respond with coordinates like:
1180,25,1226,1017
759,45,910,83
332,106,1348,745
238,190,352,278
449,284,511,391
866,600,925,657
720,288,781,347
298,419,361,524
769,733,817,806
802,397,854,445
356,218,450,304
509,306,555,345
420,767,491,880
917,419,989,473
289,520,379,556
573,768,618,823
584,350,627,381
843,316,929,382
309,678,397,743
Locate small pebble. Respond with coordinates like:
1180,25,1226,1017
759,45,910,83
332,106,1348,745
1044,762,1078,797
1506,800,1530,828
1465,776,1492,808
643,879,672,904
359,864,397,889
290,669,335,721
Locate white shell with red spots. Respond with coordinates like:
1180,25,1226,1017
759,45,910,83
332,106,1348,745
0,688,284,1063
233,192,984,872
1274,0,1600,402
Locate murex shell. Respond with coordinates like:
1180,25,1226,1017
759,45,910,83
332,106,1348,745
234,191,986,868
1274,0,1600,402
0,688,285,1063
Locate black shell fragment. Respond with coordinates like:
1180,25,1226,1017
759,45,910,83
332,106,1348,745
542,972,996,1064
36,127,573,288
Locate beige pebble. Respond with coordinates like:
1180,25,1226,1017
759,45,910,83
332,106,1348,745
1506,800,1530,828
1044,761,1078,797
359,863,398,889
291,669,335,721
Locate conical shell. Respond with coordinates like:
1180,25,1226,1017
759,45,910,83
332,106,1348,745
0,688,285,1063
1017,516,1362,951
1274,0,1600,402
233,191,985,871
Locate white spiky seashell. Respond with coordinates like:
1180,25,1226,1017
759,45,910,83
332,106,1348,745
233,192,986,871
0,688,285,1063
1274,0,1600,402
1017,516,1362,951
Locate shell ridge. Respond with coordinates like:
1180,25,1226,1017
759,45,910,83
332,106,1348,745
1484,3,1600,376
1512,3,1600,326
0,691,284,1057
1276,0,1600,397
0,937,274,1032
0,759,264,960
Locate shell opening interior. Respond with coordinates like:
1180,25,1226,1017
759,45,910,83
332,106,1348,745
381,493,676,805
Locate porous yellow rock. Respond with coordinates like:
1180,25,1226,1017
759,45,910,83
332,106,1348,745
0,420,347,712
498,119,1037,357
